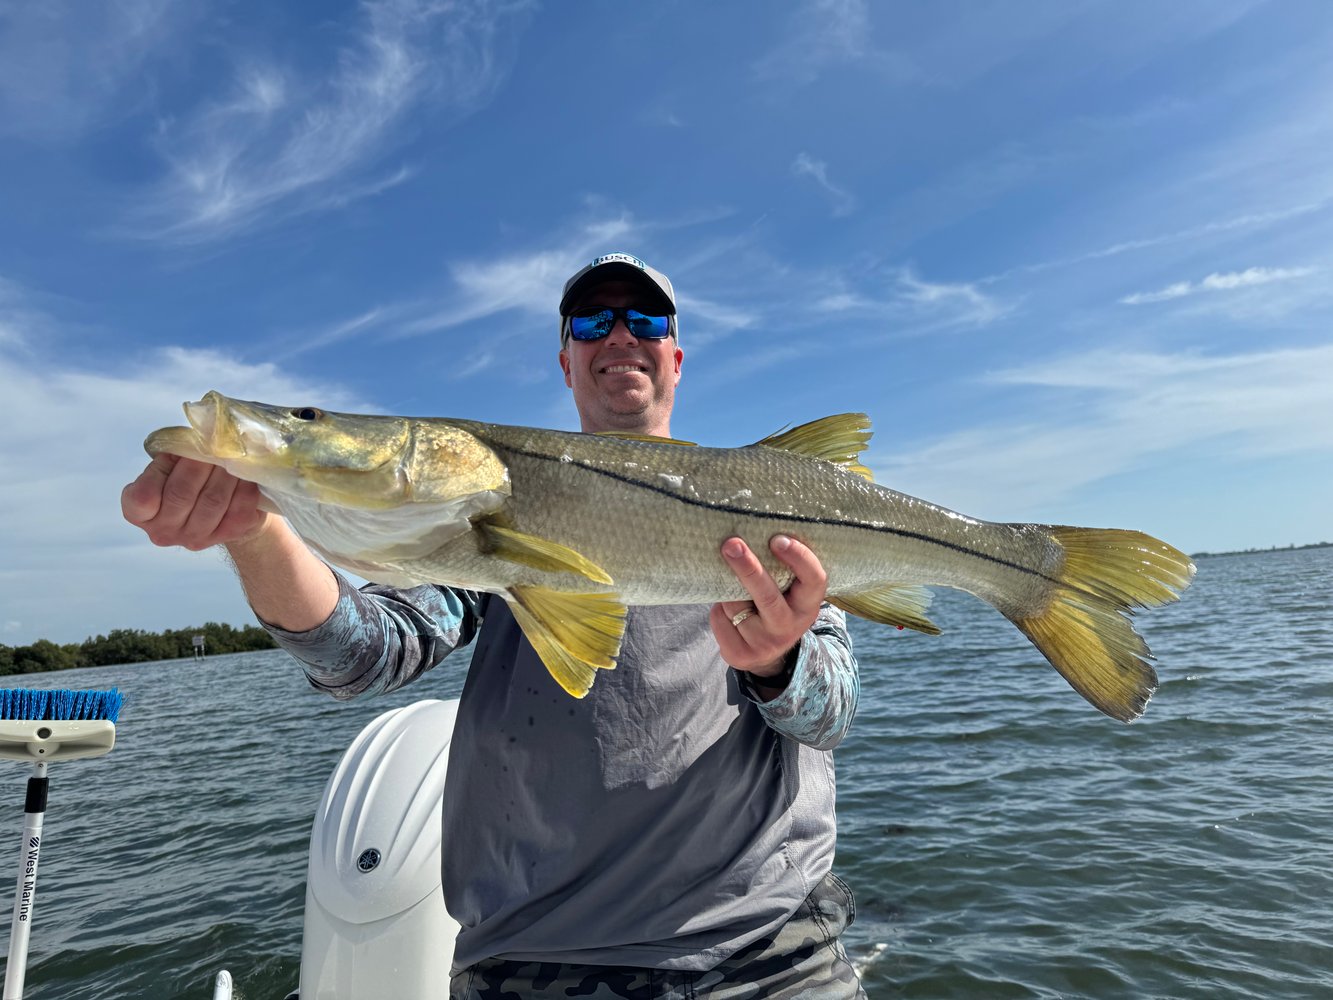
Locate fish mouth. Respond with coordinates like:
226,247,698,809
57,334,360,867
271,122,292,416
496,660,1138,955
184,391,283,460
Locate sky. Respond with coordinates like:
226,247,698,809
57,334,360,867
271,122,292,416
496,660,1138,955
2,0,1331,647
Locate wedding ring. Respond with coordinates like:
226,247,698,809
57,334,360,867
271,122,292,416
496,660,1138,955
730,608,756,628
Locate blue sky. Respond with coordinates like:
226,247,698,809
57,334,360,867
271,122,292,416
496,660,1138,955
3,0,1331,646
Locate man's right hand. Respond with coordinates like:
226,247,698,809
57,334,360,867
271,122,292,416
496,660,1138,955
122,453,340,632
121,453,268,551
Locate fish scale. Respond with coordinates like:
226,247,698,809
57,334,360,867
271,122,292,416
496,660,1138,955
474,431,1038,606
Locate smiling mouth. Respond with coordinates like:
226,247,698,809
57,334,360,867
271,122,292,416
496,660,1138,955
600,363,648,375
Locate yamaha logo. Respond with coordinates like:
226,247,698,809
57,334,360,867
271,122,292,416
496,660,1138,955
356,848,381,873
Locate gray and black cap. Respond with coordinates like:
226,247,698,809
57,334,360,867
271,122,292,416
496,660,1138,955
559,252,678,341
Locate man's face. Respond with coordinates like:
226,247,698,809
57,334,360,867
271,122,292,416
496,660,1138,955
559,280,683,436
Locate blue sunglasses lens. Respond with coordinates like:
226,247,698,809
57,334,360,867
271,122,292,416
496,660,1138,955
568,307,671,341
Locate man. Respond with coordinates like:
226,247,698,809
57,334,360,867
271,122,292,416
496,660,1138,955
123,252,866,998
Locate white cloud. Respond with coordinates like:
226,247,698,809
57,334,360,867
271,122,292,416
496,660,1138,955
250,211,724,364
0,278,85,351
816,292,872,312
396,215,637,337
673,294,756,349
1027,62,1333,293
753,0,871,84
875,344,1333,517
996,201,1331,281
795,265,1013,341
893,269,1007,324
232,66,288,116
1120,266,1316,305
134,0,533,242
0,292,368,645
0,0,183,140
792,152,856,216
752,0,917,87
867,267,1013,333
449,252,584,317
269,306,403,362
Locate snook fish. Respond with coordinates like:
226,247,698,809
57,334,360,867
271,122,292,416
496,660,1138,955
146,391,1195,721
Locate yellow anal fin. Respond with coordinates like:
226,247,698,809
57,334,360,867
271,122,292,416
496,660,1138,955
478,522,614,585
1010,527,1196,723
595,431,697,446
831,585,940,635
754,414,874,482
508,586,627,698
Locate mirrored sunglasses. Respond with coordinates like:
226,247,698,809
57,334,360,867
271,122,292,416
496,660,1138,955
565,306,673,342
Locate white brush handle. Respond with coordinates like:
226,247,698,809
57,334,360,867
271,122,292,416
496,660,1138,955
3,763,47,1000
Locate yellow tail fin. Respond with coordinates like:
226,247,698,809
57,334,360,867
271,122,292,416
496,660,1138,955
1010,527,1195,722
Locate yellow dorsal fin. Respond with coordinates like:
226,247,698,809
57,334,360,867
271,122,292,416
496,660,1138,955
507,586,627,697
830,584,940,635
754,413,874,481
477,522,614,585
595,431,697,446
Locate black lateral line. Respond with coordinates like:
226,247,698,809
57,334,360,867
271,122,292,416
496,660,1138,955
498,443,1067,589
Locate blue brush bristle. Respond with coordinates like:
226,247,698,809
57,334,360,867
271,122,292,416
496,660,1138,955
0,688,123,723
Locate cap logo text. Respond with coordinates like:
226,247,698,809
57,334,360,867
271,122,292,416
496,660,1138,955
590,253,646,270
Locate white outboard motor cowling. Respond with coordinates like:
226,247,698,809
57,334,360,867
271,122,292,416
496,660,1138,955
296,698,461,999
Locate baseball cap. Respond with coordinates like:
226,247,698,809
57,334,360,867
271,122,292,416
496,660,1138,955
559,252,677,318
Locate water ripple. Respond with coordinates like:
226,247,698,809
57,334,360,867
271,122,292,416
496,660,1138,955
1,550,1329,997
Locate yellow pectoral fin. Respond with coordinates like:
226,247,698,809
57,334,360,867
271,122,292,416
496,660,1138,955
478,522,614,585
754,414,875,482
831,584,941,635
508,587,627,697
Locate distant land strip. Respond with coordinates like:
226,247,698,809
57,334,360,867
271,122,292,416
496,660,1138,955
1191,541,1331,559
0,622,276,676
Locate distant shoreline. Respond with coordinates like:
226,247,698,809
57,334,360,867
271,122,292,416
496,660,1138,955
1191,541,1331,559
1,622,276,677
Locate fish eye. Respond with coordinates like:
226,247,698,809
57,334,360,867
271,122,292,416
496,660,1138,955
292,407,324,421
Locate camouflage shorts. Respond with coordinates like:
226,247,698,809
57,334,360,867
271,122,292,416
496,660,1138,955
448,871,866,999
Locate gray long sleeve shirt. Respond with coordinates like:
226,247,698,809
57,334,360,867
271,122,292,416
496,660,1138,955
269,574,860,972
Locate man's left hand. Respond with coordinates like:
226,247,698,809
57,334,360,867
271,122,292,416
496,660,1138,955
710,534,829,690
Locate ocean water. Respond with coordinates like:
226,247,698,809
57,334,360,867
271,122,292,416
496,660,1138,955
0,546,1328,999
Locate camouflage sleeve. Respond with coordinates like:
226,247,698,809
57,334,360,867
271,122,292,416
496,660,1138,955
263,572,485,700
737,603,859,751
